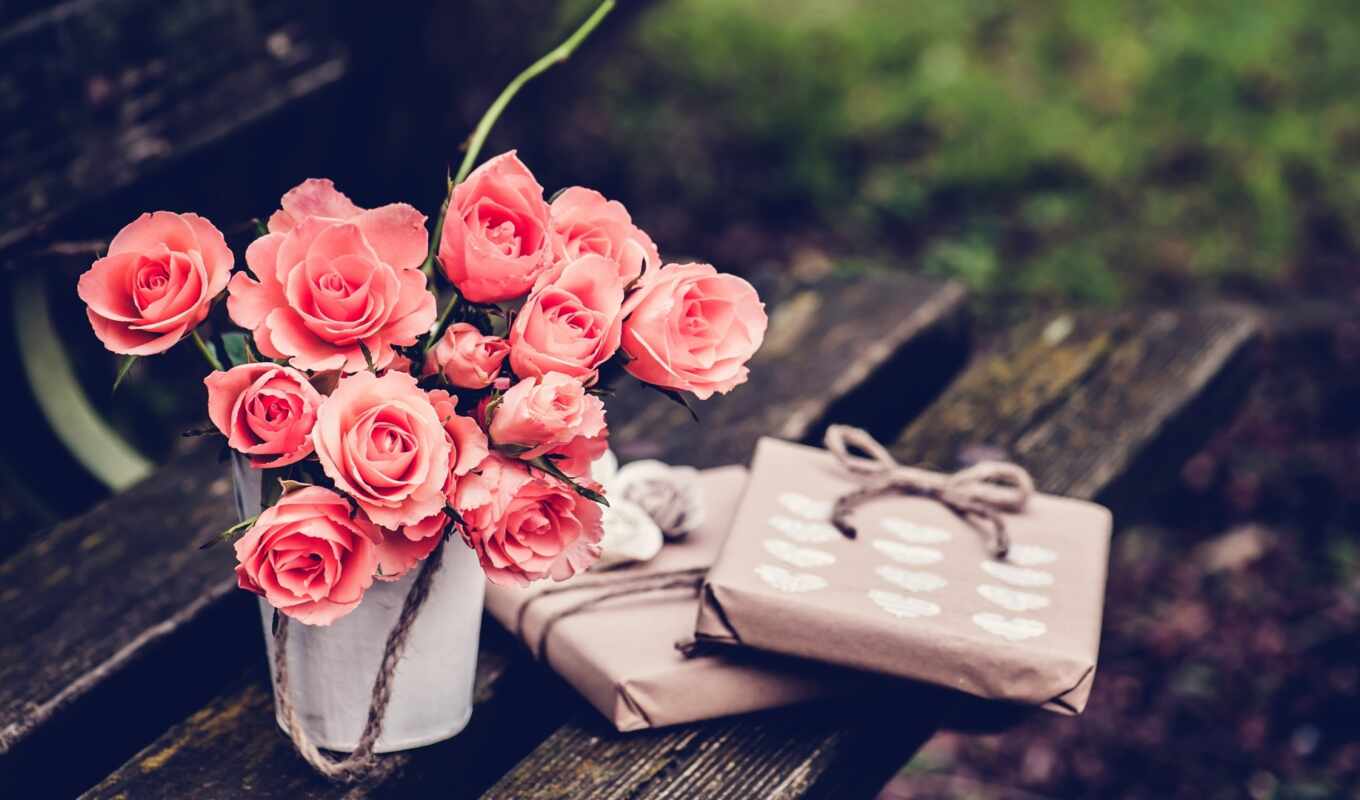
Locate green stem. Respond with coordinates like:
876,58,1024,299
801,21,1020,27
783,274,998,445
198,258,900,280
424,292,460,354
191,329,224,372
418,0,615,282
455,0,614,185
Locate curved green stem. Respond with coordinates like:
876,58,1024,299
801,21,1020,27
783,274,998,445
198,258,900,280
191,329,224,372
455,0,614,185
418,0,615,282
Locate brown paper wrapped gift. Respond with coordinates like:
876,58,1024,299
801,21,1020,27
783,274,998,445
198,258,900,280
484,465,844,732
694,437,1111,714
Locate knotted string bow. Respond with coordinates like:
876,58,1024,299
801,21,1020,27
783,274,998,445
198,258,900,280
823,425,1034,559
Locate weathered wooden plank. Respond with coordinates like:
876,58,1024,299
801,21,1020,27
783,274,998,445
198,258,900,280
74,272,968,798
0,0,347,252
478,305,1260,800
81,629,535,800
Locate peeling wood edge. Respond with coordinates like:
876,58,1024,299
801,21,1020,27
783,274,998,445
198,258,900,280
0,54,348,255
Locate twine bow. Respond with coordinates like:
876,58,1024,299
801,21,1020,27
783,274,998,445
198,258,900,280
271,540,446,784
823,425,1034,558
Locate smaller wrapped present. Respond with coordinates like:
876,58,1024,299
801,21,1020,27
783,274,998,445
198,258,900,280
484,465,843,731
695,431,1112,714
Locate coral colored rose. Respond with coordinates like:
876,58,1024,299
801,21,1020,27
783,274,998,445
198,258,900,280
453,454,603,586
489,373,607,476
233,486,381,625
312,371,452,529
508,255,625,382
437,151,552,302
368,389,491,580
227,179,435,373
427,389,492,482
423,322,510,389
77,212,233,355
549,187,660,286
374,522,442,582
620,263,767,400
204,363,323,468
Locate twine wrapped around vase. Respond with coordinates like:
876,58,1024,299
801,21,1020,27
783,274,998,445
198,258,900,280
271,541,446,784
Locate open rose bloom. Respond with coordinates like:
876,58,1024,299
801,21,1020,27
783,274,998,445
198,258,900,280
78,153,765,626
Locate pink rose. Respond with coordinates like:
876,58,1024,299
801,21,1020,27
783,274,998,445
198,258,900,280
204,363,323,468
621,263,767,400
234,486,381,625
437,151,552,302
427,388,492,487
508,254,625,382
312,370,451,529
453,454,603,586
549,187,660,285
423,322,510,389
374,522,442,582
227,179,436,373
77,212,233,355
489,373,607,476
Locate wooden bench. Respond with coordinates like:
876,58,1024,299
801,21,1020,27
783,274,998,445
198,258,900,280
2,270,967,798
1,266,1261,798
0,4,1265,796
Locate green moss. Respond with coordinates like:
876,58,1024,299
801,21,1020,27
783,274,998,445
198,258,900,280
588,0,1360,300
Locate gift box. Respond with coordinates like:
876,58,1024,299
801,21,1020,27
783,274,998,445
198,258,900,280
484,465,843,731
694,436,1112,714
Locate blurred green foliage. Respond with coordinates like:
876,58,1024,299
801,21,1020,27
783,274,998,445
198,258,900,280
585,0,1360,302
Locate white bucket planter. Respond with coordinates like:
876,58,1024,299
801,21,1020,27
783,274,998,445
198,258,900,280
233,455,485,753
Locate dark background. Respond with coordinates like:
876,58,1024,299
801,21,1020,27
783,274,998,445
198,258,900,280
2,2,1359,797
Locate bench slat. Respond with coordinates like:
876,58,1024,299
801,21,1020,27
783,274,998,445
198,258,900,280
478,305,1259,800
73,273,967,798
0,0,347,253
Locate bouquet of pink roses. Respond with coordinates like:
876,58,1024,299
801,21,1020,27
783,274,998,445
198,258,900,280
73,5,767,630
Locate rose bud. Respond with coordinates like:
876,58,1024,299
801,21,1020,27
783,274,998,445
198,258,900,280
204,363,324,468
77,212,233,355
423,322,510,389
438,151,552,303
621,263,767,399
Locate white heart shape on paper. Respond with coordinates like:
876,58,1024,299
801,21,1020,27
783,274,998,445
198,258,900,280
1007,544,1058,566
777,492,832,521
875,565,947,593
593,498,664,569
767,515,840,543
980,560,1054,587
868,590,941,619
755,564,828,593
872,540,944,565
972,612,1046,641
763,539,836,568
881,518,953,544
977,584,1050,612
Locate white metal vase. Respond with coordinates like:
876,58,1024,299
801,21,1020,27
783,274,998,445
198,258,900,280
232,454,485,753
